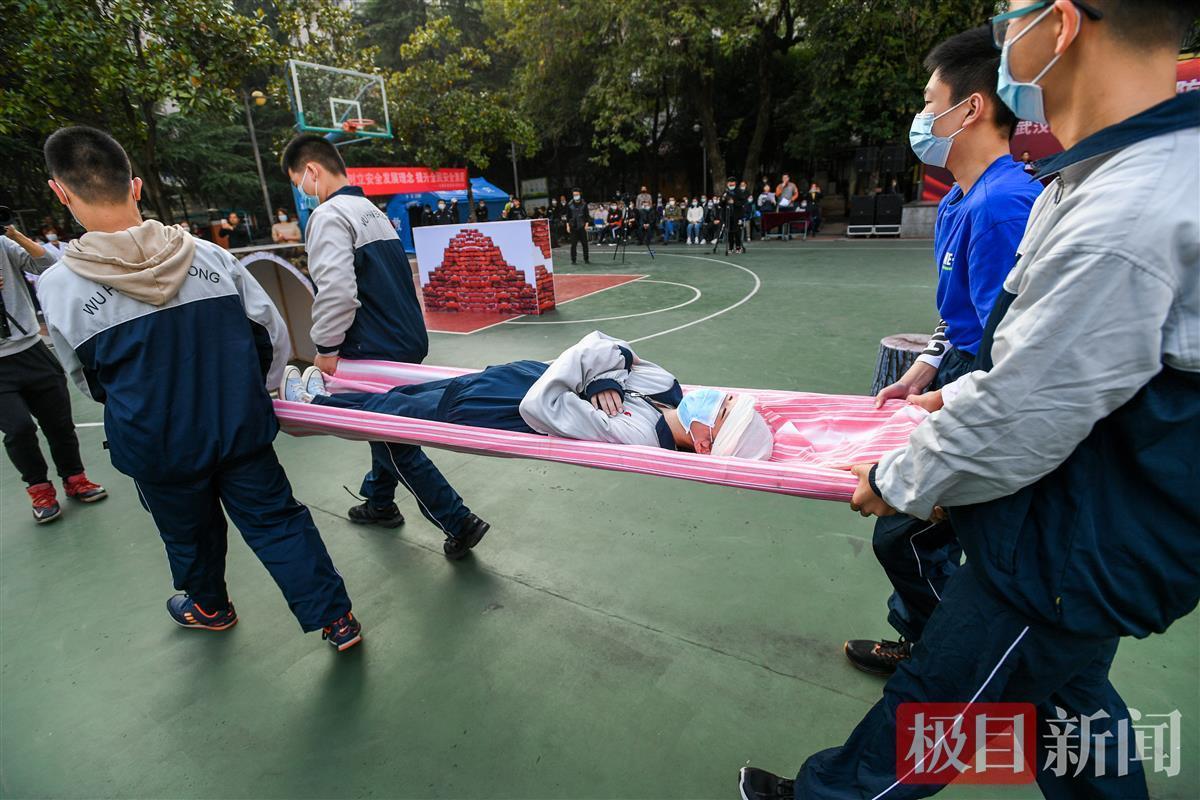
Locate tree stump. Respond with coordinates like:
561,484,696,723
870,334,928,396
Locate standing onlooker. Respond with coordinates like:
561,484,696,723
221,212,251,249
271,208,301,243
505,198,528,220
565,188,591,265
634,185,652,209
1,223,107,523
38,224,67,257
474,199,489,222
774,173,799,208
805,181,823,235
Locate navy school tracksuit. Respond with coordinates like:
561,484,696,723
315,360,549,433
303,185,474,537
36,224,349,631
873,156,1041,643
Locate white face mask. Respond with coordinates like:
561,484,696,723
278,214,288,223
46,233,59,242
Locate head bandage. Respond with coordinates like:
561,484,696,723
712,394,773,461
677,388,726,431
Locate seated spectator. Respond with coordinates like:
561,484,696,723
662,198,682,245
271,208,302,243
686,200,704,245
756,184,776,213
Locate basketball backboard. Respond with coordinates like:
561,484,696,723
286,59,392,139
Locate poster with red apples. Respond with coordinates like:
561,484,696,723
413,219,556,315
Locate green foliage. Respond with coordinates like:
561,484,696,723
387,16,534,171
782,0,997,155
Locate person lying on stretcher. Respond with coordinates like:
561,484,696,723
281,331,774,460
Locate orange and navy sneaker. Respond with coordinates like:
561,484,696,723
166,594,238,631
63,473,108,503
322,612,363,652
27,482,62,524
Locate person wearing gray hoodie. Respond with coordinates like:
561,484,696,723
0,222,107,523
37,126,363,652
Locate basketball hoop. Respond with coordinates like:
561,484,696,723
340,118,375,134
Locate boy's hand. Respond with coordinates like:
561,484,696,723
590,389,624,416
314,354,339,375
849,463,896,518
907,390,944,413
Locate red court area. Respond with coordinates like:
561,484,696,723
422,273,644,334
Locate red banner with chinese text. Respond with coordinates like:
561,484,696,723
346,167,468,196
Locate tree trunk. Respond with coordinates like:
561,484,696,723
742,35,774,188
465,162,476,222
697,71,726,195
138,105,172,223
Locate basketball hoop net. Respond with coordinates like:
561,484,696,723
340,118,375,134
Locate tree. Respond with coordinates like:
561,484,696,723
2,0,276,222
386,17,535,218
781,0,996,158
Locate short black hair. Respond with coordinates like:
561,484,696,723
1095,1,1200,49
924,26,1018,136
43,126,133,204
280,134,346,177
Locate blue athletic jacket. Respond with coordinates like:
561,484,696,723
304,186,429,363
932,156,1041,356
37,222,289,483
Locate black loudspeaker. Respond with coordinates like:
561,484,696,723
849,195,876,226
878,145,906,173
854,147,878,173
875,194,903,226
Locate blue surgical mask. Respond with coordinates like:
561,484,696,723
296,167,320,210
997,4,1072,124
909,97,969,168
678,388,726,433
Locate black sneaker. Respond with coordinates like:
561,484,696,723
443,513,490,560
348,501,405,528
844,638,912,676
738,767,794,800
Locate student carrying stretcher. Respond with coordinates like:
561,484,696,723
36,126,363,652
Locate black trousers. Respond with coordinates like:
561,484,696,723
0,342,84,485
871,346,976,641
569,227,589,263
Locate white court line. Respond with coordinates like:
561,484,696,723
505,280,701,325
74,422,105,428
429,275,649,335
621,252,762,345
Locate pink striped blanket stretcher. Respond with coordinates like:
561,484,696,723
273,360,931,503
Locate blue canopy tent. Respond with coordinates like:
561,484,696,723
385,177,511,252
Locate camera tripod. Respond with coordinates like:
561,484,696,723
612,210,655,264
710,203,747,256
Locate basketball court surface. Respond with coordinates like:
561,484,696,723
2,239,1196,799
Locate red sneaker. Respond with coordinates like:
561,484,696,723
63,473,108,503
27,482,63,524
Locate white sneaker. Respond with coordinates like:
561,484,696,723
281,365,305,402
301,366,329,399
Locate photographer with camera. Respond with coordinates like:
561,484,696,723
0,209,107,524
718,176,746,254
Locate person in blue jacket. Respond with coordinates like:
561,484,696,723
845,26,1043,677
281,135,490,560
38,126,362,652
742,2,1199,798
